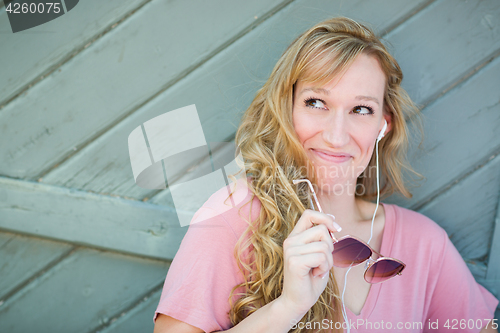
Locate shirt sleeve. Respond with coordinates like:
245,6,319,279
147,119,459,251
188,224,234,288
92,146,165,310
425,230,499,332
153,205,246,332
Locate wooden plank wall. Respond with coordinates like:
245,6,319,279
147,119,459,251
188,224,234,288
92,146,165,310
0,0,499,331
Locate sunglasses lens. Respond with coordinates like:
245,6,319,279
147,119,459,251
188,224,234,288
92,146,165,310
332,238,371,268
365,259,404,283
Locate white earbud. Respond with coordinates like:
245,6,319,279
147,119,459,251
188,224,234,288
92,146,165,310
342,120,387,333
376,119,388,142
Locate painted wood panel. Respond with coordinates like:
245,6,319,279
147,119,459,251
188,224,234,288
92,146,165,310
0,0,287,179
387,0,500,106
97,289,161,333
0,176,186,260
0,247,168,333
0,0,498,329
418,153,500,260
0,231,73,300
487,196,500,288
42,0,431,203
388,54,500,208
0,0,148,106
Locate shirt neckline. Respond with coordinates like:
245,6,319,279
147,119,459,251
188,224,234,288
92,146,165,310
345,201,394,319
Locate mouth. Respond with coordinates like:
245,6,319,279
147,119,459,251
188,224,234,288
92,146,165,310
311,149,352,163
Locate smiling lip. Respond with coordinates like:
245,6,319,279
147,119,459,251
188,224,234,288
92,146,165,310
311,149,352,163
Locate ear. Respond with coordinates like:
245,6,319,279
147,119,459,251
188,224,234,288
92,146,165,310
382,110,393,136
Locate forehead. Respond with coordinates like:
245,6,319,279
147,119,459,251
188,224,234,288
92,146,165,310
295,53,386,98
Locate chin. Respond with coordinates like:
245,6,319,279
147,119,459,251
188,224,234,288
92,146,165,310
315,176,355,195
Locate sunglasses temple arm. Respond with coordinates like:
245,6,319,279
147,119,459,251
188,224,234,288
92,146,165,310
372,248,383,258
292,179,340,242
292,179,323,213
310,189,323,213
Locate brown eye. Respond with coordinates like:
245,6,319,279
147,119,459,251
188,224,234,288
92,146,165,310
304,98,326,109
352,105,374,115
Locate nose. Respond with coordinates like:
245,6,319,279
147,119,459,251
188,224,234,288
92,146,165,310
322,111,350,147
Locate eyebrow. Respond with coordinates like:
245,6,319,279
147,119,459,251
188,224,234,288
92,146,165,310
299,88,381,106
300,87,330,96
355,95,380,106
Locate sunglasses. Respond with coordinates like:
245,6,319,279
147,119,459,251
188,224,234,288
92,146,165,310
293,179,406,284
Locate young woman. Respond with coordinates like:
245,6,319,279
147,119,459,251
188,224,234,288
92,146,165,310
153,17,499,333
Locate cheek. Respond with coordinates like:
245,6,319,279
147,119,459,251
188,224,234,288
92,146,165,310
292,111,315,145
350,126,376,157
361,135,375,151
358,134,377,163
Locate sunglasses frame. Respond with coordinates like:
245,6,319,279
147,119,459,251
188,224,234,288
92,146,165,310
292,178,406,284
332,234,406,284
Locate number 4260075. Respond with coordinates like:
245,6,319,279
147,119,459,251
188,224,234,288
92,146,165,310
6,2,61,14
443,319,498,330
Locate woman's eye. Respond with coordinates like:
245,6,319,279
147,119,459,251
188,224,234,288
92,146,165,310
352,105,374,115
304,98,326,109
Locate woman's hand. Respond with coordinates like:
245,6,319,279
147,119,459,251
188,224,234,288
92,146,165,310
278,209,341,318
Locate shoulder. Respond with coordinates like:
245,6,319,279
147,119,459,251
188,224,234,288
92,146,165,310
383,203,449,263
387,203,447,240
190,176,262,239
173,177,262,267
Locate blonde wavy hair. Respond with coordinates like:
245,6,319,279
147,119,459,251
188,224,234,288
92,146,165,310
227,17,424,332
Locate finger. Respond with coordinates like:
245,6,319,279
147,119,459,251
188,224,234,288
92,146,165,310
285,224,334,252
286,239,332,258
326,214,342,234
311,266,331,278
289,210,341,237
287,252,331,277
286,241,334,269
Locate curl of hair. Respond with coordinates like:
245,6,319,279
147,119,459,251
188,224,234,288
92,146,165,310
227,17,424,332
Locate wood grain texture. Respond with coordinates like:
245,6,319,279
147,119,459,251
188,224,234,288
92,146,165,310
418,153,500,260
0,176,186,260
485,193,500,296
387,54,500,208
0,0,286,179
0,231,73,300
1,0,499,328
0,0,148,106
42,0,431,204
0,247,169,333
97,289,162,333
386,0,500,106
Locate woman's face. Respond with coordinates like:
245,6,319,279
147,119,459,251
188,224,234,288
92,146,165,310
292,53,391,191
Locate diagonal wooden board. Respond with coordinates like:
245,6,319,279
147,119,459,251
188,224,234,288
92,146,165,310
0,0,149,106
0,176,188,260
0,0,288,179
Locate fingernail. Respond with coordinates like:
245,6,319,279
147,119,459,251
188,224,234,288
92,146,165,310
326,214,341,231
333,221,342,232
320,272,329,279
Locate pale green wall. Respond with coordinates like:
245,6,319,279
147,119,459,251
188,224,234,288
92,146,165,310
0,0,499,331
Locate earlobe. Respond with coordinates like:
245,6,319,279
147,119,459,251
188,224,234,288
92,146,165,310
382,113,393,136
377,120,387,142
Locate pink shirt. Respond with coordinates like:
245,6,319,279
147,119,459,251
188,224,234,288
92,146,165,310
154,178,498,332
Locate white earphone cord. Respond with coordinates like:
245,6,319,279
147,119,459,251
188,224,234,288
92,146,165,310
340,136,381,332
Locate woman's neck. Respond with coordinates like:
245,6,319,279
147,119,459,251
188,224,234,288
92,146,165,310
317,191,369,229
